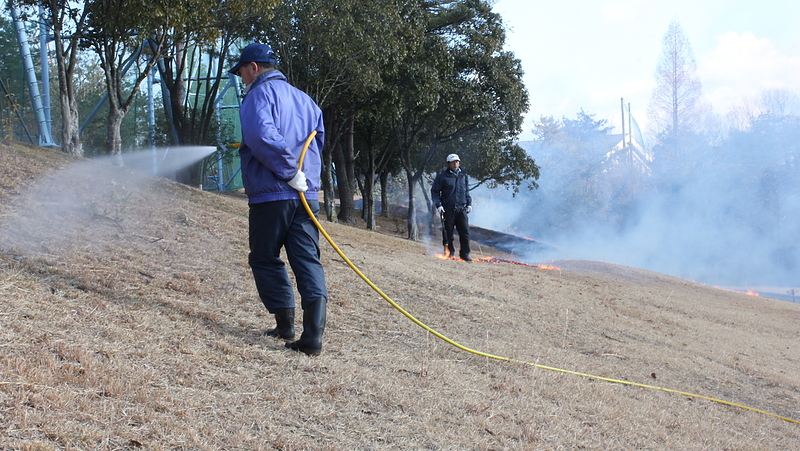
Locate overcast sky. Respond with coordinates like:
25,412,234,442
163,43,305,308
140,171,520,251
492,0,800,141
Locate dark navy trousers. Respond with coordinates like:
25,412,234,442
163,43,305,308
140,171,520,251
442,208,470,256
248,199,328,313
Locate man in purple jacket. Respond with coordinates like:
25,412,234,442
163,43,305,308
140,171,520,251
229,42,327,356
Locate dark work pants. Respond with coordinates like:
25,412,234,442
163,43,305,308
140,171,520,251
442,208,470,257
248,199,327,313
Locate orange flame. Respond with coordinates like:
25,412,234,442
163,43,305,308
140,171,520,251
712,286,763,297
435,254,459,261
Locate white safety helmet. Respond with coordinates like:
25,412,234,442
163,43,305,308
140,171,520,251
446,154,460,162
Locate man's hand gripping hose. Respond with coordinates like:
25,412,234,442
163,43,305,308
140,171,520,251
293,131,798,425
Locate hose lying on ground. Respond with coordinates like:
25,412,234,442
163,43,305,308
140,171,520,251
295,131,798,425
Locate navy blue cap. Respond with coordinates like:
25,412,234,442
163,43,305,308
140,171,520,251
229,43,277,75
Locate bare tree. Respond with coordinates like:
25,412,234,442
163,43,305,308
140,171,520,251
648,19,705,161
725,88,798,134
725,100,759,133
758,88,797,117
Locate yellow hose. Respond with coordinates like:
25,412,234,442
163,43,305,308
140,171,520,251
296,131,798,425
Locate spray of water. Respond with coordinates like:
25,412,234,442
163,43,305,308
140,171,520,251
0,146,217,254
120,146,217,178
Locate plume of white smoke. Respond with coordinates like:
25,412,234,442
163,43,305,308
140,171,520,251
469,156,799,289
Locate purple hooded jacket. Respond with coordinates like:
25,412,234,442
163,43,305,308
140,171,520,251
238,70,324,204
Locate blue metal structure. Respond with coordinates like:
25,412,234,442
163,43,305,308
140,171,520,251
206,73,243,191
9,2,56,147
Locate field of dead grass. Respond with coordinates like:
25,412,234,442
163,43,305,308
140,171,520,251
0,140,799,450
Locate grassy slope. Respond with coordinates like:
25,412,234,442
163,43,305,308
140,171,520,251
0,140,798,450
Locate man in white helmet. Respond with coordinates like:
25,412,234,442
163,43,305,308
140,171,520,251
431,153,473,261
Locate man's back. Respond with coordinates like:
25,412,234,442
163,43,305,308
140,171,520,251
239,71,325,203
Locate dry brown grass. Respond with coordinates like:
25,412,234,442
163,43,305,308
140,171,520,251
0,140,799,450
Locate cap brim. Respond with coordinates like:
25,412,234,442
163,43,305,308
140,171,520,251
228,61,246,75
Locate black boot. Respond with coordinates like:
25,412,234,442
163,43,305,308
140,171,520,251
285,299,326,356
265,308,295,340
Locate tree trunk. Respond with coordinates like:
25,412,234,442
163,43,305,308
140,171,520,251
332,140,352,222
56,79,82,156
355,170,366,221
418,177,436,235
406,167,418,241
52,29,83,157
104,60,128,162
364,146,376,230
321,108,341,222
60,95,82,157
106,106,125,164
344,112,357,208
334,117,357,224
322,143,335,221
166,40,187,146
380,171,389,217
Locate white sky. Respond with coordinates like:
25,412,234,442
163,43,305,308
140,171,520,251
491,0,800,140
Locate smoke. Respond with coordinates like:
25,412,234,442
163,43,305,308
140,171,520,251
470,147,800,289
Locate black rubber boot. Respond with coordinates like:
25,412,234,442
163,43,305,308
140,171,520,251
285,299,326,356
265,308,295,340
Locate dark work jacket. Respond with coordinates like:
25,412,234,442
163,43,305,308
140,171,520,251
431,168,471,210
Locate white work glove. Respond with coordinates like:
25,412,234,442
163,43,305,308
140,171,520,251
287,170,308,192
436,206,445,214
466,206,472,214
